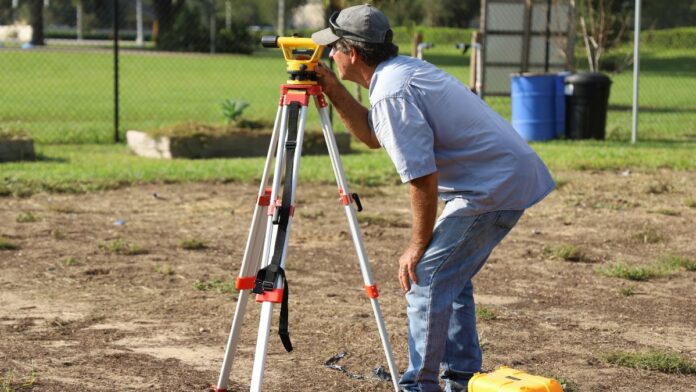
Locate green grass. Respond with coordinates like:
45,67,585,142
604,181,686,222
0,123,30,140
475,306,497,321
15,211,38,223
597,262,659,281
1,365,38,391
0,237,19,250
659,254,696,271
0,40,694,196
193,278,236,294
0,42,693,143
155,264,175,276
543,243,587,262
618,285,636,297
597,254,695,281
603,350,696,374
2,138,696,197
99,238,148,256
180,238,207,250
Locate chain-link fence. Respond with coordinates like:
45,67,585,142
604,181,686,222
1,0,694,144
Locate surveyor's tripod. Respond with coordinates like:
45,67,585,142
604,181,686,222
213,36,399,392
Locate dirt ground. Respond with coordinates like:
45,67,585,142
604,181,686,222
1,169,695,392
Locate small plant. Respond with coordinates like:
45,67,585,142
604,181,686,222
631,224,662,244
545,375,573,392
16,211,38,223
597,262,658,281
603,350,696,374
543,244,585,262
23,364,38,388
50,229,66,240
645,181,672,195
155,264,175,276
476,306,497,321
0,123,29,140
649,208,680,217
221,98,250,125
64,256,79,266
685,198,696,209
659,254,696,272
193,278,236,294
0,364,38,391
618,285,636,296
0,236,19,250
180,238,207,250
99,239,148,255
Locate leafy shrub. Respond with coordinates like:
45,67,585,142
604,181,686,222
157,5,255,54
221,99,250,124
216,23,255,54
642,27,696,50
157,5,209,53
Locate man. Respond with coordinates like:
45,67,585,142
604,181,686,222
311,5,554,392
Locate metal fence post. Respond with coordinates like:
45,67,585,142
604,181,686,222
113,0,120,143
631,0,641,144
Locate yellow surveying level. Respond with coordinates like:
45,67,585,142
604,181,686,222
261,36,325,84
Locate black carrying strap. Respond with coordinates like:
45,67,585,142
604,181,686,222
251,101,300,353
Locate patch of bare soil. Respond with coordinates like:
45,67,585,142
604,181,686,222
1,170,695,391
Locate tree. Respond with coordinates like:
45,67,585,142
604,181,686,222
28,0,44,45
641,0,696,29
424,0,478,27
152,0,186,44
576,0,631,72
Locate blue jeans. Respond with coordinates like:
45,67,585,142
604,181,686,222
398,209,524,392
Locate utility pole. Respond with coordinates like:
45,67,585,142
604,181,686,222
76,0,83,42
226,0,232,30
277,0,285,36
136,0,143,46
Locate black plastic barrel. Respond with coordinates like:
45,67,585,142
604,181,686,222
564,72,612,139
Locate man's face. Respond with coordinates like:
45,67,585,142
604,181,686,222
328,44,354,82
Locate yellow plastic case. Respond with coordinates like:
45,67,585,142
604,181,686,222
468,366,563,392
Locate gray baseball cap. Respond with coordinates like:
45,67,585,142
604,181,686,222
311,4,392,46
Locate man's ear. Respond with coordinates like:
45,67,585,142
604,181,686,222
348,46,360,65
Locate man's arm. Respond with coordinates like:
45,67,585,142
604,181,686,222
315,63,381,149
399,171,438,292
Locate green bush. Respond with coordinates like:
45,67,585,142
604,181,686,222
392,26,475,46
642,27,696,50
157,5,209,53
216,23,255,54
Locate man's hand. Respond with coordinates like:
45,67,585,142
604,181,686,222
399,172,439,293
399,244,427,292
315,62,341,98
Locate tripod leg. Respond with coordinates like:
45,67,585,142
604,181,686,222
250,103,309,392
215,105,284,392
316,100,401,392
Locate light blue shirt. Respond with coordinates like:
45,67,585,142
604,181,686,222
367,55,555,216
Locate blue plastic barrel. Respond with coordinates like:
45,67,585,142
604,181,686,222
511,74,557,141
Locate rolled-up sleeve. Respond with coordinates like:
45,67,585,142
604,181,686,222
370,96,437,183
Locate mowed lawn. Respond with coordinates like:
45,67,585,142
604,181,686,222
1,44,694,143
1,42,695,196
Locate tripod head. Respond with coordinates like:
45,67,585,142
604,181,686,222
262,36,325,84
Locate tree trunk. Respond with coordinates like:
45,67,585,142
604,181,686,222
29,0,44,46
152,0,184,43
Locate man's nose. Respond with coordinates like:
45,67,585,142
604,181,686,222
328,46,336,59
